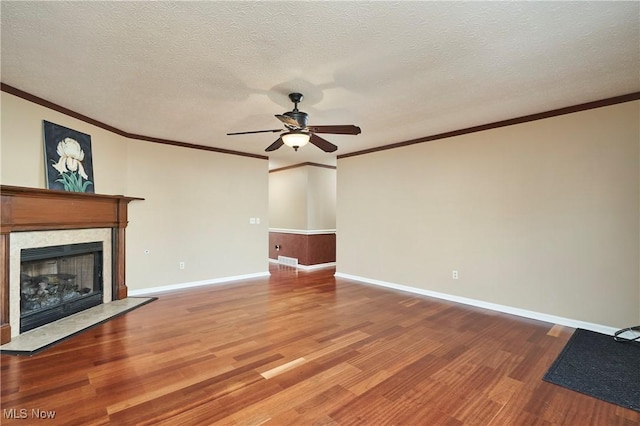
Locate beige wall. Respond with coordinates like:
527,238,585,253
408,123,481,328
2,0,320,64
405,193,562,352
337,101,640,328
269,167,308,230
307,166,337,230
269,165,336,230
1,92,269,291
1,92,129,193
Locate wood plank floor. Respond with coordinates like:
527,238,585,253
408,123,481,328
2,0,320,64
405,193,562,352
1,265,638,425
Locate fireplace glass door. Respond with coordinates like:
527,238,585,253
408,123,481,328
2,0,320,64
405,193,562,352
20,242,104,332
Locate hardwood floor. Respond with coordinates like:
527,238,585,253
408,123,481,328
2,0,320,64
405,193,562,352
1,265,638,425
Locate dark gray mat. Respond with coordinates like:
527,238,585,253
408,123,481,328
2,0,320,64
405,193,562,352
543,328,639,412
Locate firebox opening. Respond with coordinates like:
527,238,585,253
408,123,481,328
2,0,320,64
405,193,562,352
20,242,103,333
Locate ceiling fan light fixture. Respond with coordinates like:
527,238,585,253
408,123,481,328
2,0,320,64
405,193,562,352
281,130,310,151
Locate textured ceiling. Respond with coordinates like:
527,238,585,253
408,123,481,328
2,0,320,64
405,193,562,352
2,1,639,168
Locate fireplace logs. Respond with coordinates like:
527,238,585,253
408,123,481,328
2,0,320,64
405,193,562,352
20,273,91,313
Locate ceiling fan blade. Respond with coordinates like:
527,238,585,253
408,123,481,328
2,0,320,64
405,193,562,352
309,134,338,153
265,138,284,152
275,114,300,127
307,125,361,135
227,129,282,136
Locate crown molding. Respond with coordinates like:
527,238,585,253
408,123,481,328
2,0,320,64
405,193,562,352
269,162,337,173
0,83,268,160
338,92,640,160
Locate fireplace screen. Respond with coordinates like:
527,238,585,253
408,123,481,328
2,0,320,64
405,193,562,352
20,242,103,333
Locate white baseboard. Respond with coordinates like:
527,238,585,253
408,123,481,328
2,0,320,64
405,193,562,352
269,258,336,270
128,271,270,296
298,262,336,270
334,272,620,336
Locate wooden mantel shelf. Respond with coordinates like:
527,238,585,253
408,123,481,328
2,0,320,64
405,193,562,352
1,185,144,232
0,185,144,344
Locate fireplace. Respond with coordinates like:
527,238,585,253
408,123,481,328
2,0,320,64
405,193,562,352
1,185,143,344
20,242,104,333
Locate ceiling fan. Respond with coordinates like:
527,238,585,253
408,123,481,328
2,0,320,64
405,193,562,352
227,93,361,152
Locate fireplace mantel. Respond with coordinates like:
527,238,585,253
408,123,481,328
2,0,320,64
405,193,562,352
1,185,143,344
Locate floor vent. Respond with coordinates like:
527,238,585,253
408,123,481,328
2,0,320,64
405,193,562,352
278,256,298,267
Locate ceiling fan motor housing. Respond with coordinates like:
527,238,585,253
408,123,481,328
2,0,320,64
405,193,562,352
284,110,308,128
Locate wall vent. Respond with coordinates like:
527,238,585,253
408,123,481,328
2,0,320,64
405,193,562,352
278,256,298,267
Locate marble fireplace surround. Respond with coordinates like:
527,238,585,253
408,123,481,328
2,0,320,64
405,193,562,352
10,229,112,338
1,185,143,344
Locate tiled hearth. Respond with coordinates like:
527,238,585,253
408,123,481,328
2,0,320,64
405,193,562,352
0,297,154,355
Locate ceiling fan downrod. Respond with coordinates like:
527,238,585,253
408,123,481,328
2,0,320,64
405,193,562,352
288,92,303,111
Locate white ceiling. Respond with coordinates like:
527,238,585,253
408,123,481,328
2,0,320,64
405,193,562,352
2,1,638,169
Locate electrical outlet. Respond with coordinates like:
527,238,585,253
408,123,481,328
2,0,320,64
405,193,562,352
249,218,256,224
179,261,185,270
452,270,459,280
256,217,260,224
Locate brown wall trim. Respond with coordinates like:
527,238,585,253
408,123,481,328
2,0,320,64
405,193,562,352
338,92,640,160
0,83,268,161
269,162,337,173
269,232,336,265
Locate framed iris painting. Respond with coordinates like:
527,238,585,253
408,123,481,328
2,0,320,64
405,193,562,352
43,120,95,193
